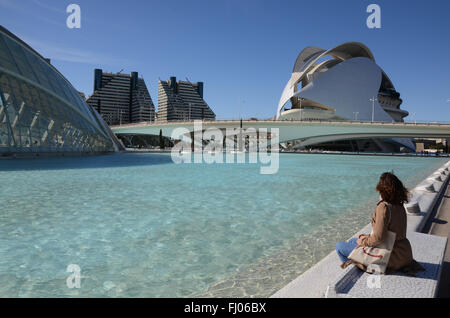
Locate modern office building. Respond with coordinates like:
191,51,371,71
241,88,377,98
86,69,156,125
277,42,415,152
0,26,119,155
157,77,215,122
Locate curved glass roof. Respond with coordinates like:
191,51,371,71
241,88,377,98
0,26,115,153
0,26,108,138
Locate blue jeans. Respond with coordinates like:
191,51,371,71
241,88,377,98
335,237,358,264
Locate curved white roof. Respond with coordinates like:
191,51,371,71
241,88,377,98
292,46,325,72
276,41,413,151
278,42,390,118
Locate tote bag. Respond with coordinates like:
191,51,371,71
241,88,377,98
348,204,396,274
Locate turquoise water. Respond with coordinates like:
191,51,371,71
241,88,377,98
0,153,447,297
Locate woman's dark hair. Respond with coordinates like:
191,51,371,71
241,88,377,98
376,172,409,205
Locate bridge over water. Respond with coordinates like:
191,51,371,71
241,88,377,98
110,120,450,147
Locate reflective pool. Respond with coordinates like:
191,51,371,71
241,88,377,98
0,153,446,297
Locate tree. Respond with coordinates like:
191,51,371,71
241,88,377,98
159,129,165,149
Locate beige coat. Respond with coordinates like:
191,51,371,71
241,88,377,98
359,200,413,270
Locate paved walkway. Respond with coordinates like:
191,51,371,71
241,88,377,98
427,184,450,298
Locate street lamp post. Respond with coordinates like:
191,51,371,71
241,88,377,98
238,99,245,120
238,99,240,120
299,98,303,121
446,100,450,153
237,99,245,152
369,97,377,122
353,111,359,121
188,103,192,121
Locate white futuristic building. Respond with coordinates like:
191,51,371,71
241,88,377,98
277,42,415,152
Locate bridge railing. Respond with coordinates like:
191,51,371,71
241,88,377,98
111,118,450,128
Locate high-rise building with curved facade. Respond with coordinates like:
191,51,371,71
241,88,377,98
157,77,216,122
0,26,119,155
86,69,156,125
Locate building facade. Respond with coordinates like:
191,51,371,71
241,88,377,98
0,26,118,155
86,69,156,125
277,42,415,152
157,77,215,122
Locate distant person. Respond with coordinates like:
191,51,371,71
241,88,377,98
335,172,416,272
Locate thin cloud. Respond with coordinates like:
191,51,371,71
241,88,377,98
0,0,23,10
0,0,65,27
32,0,66,14
23,37,134,67
32,0,93,23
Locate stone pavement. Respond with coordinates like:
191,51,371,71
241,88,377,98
427,185,450,298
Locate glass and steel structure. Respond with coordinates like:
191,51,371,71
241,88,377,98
0,26,116,154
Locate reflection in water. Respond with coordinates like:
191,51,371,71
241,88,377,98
0,153,173,171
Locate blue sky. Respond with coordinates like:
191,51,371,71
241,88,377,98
0,0,449,121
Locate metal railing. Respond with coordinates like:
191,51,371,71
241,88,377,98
111,118,450,128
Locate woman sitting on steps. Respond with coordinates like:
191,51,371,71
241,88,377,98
335,172,415,272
